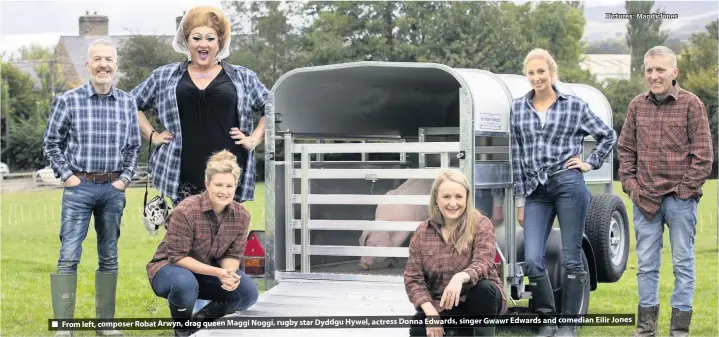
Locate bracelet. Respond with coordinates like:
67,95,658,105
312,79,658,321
116,177,130,188
249,137,257,150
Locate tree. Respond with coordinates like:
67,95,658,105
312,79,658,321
565,1,584,10
677,20,718,177
301,1,409,64
518,2,598,87
531,2,586,66
625,1,669,78
0,61,52,170
602,77,646,133
116,35,184,92
0,62,37,121
586,38,630,54
225,1,310,181
225,1,308,87
12,44,70,96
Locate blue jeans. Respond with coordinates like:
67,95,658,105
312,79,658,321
523,169,590,278
151,264,259,313
57,179,126,273
634,194,698,311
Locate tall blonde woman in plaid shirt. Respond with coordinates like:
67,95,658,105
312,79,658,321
404,169,507,337
146,150,257,337
510,49,616,337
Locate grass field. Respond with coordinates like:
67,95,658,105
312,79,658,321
1,181,717,337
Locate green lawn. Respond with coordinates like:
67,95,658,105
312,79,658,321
0,185,265,337
1,181,717,337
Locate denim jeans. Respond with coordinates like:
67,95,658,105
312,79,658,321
634,194,698,311
523,169,590,278
151,264,259,313
57,179,126,273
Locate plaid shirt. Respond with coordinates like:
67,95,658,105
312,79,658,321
43,81,141,182
130,60,269,202
403,211,508,314
510,85,617,199
146,191,251,281
617,81,713,218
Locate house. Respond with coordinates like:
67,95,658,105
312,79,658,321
51,11,177,87
7,60,44,90
579,54,631,83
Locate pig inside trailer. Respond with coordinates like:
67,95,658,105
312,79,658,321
194,62,629,337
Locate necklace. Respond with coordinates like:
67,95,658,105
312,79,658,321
190,64,215,78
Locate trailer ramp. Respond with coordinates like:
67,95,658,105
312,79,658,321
194,278,416,337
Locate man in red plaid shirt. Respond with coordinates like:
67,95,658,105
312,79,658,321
617,45,713,337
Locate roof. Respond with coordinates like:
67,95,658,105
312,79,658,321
579,54,631,81
8,60,44,89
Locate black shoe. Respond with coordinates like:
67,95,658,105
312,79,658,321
168,301,196,337
669,307,691,337
632,305,659,337
191,299,230,326
555,271,588,337
529,272,558,337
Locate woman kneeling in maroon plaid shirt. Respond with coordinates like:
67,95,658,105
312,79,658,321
404,169,508,337
146,150,258,336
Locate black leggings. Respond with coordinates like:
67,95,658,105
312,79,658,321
409,279,502,336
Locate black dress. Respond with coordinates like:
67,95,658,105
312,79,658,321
174,68,248,204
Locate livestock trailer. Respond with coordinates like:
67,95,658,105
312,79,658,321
198,61,630,337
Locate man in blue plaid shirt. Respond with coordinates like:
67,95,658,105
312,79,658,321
43,39,141,337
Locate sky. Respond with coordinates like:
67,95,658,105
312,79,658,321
0,0,226,58
0,0,657,59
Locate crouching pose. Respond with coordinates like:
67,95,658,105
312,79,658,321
404,169,508,337
146,150,258,336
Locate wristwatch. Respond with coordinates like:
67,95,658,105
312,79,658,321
119,177,131,188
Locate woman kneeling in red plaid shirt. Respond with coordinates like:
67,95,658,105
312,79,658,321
146,150,257,336
404,169,508,337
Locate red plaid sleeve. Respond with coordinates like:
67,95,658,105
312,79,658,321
680,100,714,194
617,97,641,195
403,227,433,310
461,214,496,286
221,208,251,261
165,211,194,264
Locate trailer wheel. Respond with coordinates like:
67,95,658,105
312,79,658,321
584,193,629,283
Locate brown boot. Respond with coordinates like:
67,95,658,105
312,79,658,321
669,307,692,337
632,305,659,337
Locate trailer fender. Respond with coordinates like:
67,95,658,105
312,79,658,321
516,228,597,292
582,235,598,292
518,228,594,315
542,229,598,292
